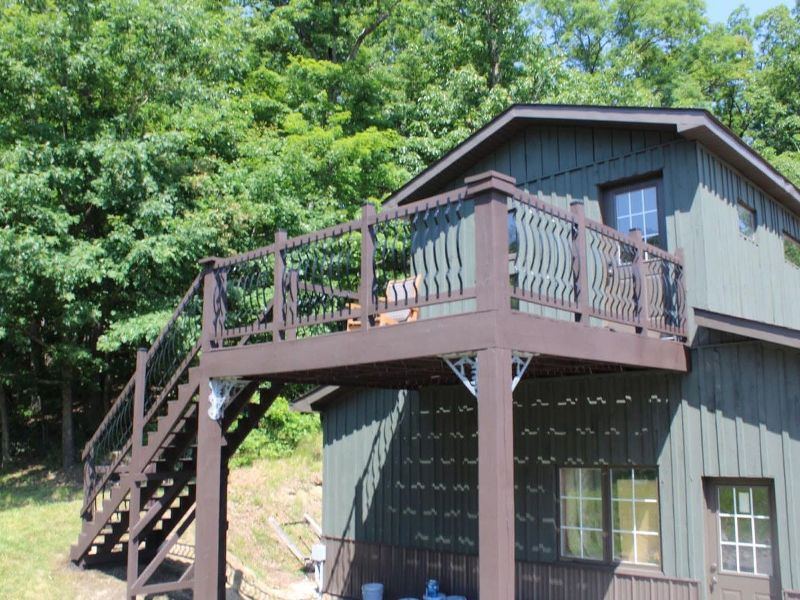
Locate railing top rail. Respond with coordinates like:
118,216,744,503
508,187,578,224
82,270,204,460
375,186,470,222
283,218,362,249
144,272,204,362
215,243,276,268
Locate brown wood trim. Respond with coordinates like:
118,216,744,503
694,309,800,350
322,537,701,600
202,308,689,381
512,291,579,313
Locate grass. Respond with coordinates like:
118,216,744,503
0,432,323,599
0,465,90,599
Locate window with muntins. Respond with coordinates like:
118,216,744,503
718,486,773,575
605,180,662,248
611,468,661,566
558,467,661,568
560,468,604,560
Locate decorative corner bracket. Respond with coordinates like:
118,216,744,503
442,353,478,397
512,352,534,391
442,351,535,397
208,378,247,421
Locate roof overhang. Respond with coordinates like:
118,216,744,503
385,104,800,219
694,309,800,351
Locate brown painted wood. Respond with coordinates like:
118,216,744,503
273,230,287,342
126,348,147,600
360,204,376,330
193,374,227,600
631,228,651,335
201,308,688,381
322,536,701,600
477,347,516,599
571,199,590,323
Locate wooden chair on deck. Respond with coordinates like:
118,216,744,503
347,274,422,331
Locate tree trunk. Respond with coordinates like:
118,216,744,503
62,369,75,469
0,386,11,466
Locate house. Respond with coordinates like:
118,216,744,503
71,105,800,600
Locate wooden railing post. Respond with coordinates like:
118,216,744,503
286,269,298,341
273,230,287,341
570,199,590,324
630,229,650,336
359,204,376,330
126,347,147,599
199,257,222,350
674,247,686,333
468,173,512,312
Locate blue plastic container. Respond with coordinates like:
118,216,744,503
362,582,384,600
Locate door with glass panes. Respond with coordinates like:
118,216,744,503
704,480,780,599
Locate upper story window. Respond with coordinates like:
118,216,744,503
603,179,663,248
785,232,800,268
737,201,757,239
558,466,661,568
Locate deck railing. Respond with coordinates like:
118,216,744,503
207,171,686,346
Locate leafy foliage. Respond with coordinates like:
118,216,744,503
1,0,800,466
231,397,320,466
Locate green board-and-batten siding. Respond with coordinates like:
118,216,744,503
321,340,800,594
440,123,800,332
692,144,800,330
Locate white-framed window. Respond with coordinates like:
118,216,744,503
718,485,773,575
560,468,604,560
603,179,663,249
611,468,661,566
558,466,662,568
737,201,757,239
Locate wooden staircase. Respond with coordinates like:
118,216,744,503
70,268,282,597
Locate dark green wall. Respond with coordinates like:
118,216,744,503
321,340,800,595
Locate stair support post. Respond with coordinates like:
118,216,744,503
195,258,229,599
126,348,148,599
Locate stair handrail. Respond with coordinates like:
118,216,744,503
82,271,205,460
80,270,206,518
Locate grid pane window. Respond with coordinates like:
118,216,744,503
737,202,756,238
559,468,604,560
611,469,661,566
612,185,661,247
718,486,773,576
559,467,662,568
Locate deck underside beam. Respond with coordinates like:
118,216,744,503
201,310,689,383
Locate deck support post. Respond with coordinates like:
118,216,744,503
476,347,516,599
194,374,228,600
195,260,228,600
126,348,148,600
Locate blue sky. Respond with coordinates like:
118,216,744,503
705,0,795,23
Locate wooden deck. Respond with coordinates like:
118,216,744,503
72,170,690,600
202,170,688,385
